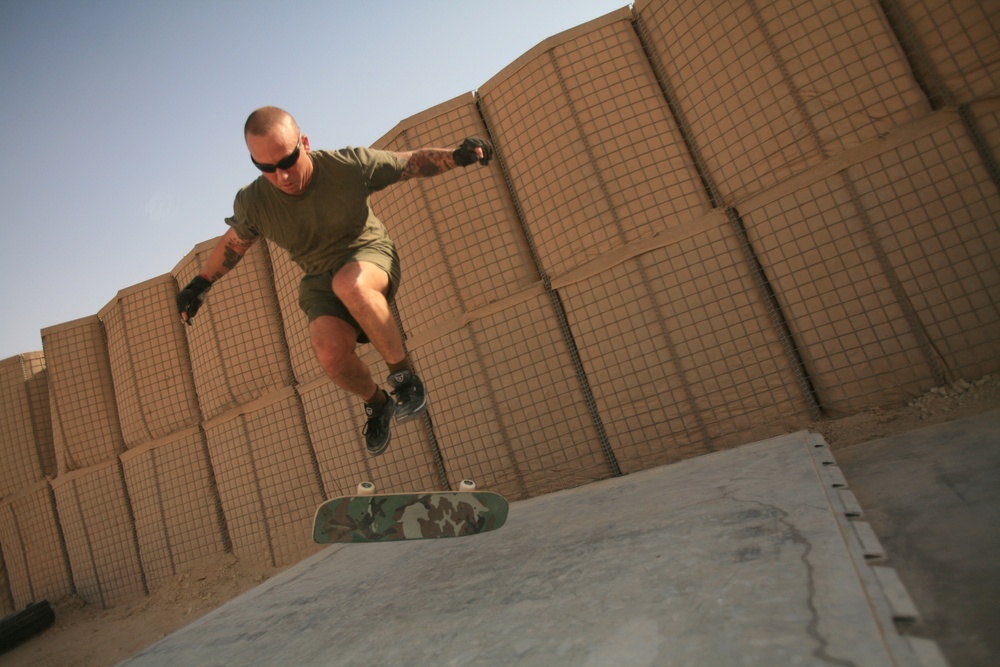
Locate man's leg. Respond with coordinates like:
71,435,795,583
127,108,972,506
332,261,427,422
330,261,405,366
309,314,394,455
308,315,377,399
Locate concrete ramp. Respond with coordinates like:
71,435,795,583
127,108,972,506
120,432,945,666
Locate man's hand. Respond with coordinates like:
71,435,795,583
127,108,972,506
453,137,493,167
176,276,213,325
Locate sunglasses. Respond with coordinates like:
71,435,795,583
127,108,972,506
251,138,301,173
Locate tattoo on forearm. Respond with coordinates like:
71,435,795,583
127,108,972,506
400,149,455,180
208,237,255,281
222,246,243,270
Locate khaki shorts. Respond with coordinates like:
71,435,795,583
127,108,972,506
298,245,401,344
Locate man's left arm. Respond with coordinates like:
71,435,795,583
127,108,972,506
396,137,493,181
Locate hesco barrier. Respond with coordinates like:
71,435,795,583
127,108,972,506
0,0,997,611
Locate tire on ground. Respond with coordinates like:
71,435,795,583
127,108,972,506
0,600,55,652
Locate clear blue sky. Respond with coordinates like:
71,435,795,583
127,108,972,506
0,0,626,359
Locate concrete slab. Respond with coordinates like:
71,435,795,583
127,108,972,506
836,409,1000,667
119,431,941,666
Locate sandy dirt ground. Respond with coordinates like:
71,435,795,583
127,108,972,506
3,375,998,666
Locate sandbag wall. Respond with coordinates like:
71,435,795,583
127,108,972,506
0,0,996,611
634,0,1000,417
98,275,229,592
362,0,998,490
0,352,67,615
172,240,324,569
41,317,144,608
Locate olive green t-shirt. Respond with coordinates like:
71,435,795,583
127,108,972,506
225,147,404,275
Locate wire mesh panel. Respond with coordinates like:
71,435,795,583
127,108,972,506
888,0,1000,105
266,242,320,386
202,387,322,567
0,480,72,609
120,427,228,592
744,172,935,414
173,239,293,422
758,0,930,153
558,217,814,473
847,117,1000,380
371,95,540,328
0,356,49,498
634,0,930,204
731,102,998,417
51,460,145,608
297,381,367,497
0,553,11,616
41,316,124,473
478,9,709,281
466,294,610,496
20,352,55,478
100,275,201,449
410,325,528,500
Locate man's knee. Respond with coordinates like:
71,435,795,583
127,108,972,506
332,262,388,308
310,318,357,375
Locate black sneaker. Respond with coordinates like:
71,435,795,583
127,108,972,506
363,392,395,455
388,370,427,423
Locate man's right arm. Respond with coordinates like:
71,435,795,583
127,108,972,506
395,137,493,182
201,228,258,282
176,228,258,324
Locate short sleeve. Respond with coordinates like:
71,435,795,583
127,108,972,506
343,147,403,192
224,187,261,241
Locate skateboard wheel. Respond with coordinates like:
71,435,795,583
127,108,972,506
357,481,375,496
458,479,476,491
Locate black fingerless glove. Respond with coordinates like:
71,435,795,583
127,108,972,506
453,137,493,166
176,276,213,324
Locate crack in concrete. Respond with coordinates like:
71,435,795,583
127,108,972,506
726,489,859,667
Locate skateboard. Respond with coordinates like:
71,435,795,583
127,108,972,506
312,480,509,544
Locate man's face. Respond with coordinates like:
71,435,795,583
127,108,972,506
246,122,312,196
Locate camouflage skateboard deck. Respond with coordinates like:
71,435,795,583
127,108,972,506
312,488,509,544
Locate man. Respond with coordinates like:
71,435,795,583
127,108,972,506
176,106,492,455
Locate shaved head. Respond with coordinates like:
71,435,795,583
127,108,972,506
244,106,298,138
243,106,312,195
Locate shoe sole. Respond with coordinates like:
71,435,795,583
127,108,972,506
367,436,390,456
394,397,428,424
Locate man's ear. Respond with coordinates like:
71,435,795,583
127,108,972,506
301,134,311,153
